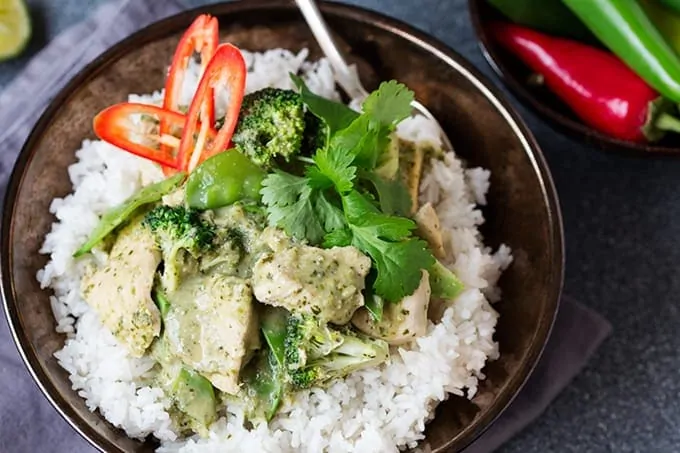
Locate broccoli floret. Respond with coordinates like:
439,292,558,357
143,205,216,291
232,88,307,167
198,227,245,275
282,314,389,390
284,314,344,370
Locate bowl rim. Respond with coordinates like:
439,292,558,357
1,1,565,452
468,0,680,156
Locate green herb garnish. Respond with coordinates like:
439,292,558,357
261,77,454,302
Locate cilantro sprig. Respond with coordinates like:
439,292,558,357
260,76,458,303
260,171,345,245
325,190,435,302
292,74,358,136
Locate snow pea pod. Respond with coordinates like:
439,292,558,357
260,307,287,365
563,0,680,103
73,172,186,257
185,149,265,210
173,368,217,429
241,349,284,421
486,0,597,44
240,307,288,421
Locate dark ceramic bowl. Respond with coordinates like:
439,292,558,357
469,0,680,156
1,1,564,452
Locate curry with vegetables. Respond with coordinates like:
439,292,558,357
74,14,464,435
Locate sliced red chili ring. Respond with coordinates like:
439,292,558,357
177,43,247,172
93,103,217,170
161,14,219,149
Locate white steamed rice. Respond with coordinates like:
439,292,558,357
37,48,513,453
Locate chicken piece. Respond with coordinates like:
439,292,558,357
399,139,425,214
414,202,446,259
81,216,162,357
258,227,293,253
164,274,258,395
374,133,401,180
352,270,431,345
399,140,443,213
204,205,269,278
251,240,371,325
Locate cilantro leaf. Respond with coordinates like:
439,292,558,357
260,172,324,243
260,170,307,207
351,225,434,302
341,189,380,218
261,171,345,244
352,212,416,242
279,188,324,243
327,81,413,171
362,80,415,126
338,117,391,170
260,80,446,303
291,74,359,135
315,190,346,233
323,227,353,248
375,239,434,302
360,171,412,217
341,190,434,302
343,190,414,240
304,166,334,191
311,143,356,193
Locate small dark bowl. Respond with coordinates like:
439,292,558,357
469,0,680,156
1,1,564,452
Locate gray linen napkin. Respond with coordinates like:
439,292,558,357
0,1,612,452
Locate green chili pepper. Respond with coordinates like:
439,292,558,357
563,0,680,103
185,150,265,210
640,0,680,56
73,172,186,257
659,0,680,15
486,0,597,43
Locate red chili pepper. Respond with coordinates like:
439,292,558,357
161,14,219,151
177,43,246,172
93,103,216,170
490,22,680,142
163,14,218,117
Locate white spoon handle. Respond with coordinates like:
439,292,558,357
295,0,453,152
294,0,369,100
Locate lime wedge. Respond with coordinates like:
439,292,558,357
0,0,31,61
